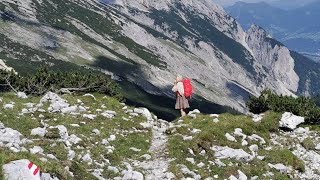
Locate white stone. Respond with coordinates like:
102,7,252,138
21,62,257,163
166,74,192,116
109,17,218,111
108,135,116,141
108,166,119,173
249,144,259,152
92,129,101,136
238,170,247,180
134,108,153,120
130,147,141,152
225,133,237,142
197,162,205,168
68,150,76,160
68,134,82,144
213,146,253,162
248,134,266,144
47,154,57,160
140,122,152,129
178,164,201,180
81,153,93,163
189,109,201,114
3,159,41,180
122,170,144,180
41,173,59,180
183,135,193,141
210,114,219,118
102,139,109,145
61,106,78,114
31,127,46,137
279,112,305,130
186,158,195,164
83,93,96,100
55,125,68,140
213,118,219,123
17,92,28,99
141,154,151,160
4,103,14,110
0,126,23,149
252,114,263,122
241,140,248,146
268,163,292,173
229,175,238,180
83,114,97,120
78,106,87,112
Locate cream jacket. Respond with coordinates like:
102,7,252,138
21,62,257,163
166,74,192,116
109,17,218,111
172,82,184,96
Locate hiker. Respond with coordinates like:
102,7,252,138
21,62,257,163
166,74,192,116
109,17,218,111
172,75,190,117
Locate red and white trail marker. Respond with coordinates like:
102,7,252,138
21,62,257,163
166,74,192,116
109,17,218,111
28,162,40,176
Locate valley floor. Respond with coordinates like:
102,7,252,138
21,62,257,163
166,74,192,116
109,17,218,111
1,92,320,180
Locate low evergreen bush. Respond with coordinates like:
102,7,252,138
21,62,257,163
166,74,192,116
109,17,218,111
0,68,122,100
246,90,320,124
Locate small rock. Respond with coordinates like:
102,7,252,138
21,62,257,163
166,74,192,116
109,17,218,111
189,109,201,114
186,158,195,164
242,140,248,146
92,129,101,136
268,163,292,173
31,127,46,137
108,166,119,173
4,103,14,110
30,146,44,154
47,154,57,160
229,175,238,180
122,170,144,180
225,133,236,142
213,118,219,123
108,135,116,141
68,134,82,144
140,122,152,129
279,112,305,130
41,173,59,180
83,114,97,120
197,162,205,168
17,92,28,99
249,144,259,152
129,147,141,152
237,170,248,180
210,114,219,118
257,156,265,160
141,154,151,160
252,114,263,122
68,150,76,160
102,139,109,145
81,153,92,163
83,93,96,100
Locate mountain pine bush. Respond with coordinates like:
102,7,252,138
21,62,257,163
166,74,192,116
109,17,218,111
246,90,320,124
0,68,122,100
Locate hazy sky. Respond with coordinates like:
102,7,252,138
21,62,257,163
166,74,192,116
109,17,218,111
212,0,318,7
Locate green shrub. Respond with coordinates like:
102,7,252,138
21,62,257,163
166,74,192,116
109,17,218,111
0,68,122,100
246,90,320,124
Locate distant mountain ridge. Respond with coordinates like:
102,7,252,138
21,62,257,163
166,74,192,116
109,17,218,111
226,0,320,61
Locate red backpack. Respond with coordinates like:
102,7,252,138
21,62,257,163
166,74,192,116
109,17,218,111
182,78,193,98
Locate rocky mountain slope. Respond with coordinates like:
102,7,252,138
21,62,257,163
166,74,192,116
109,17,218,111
226,1,320,61
1,92,320,179
0,0,320,114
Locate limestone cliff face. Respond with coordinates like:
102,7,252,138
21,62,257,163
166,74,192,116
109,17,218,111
246,25,300,96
